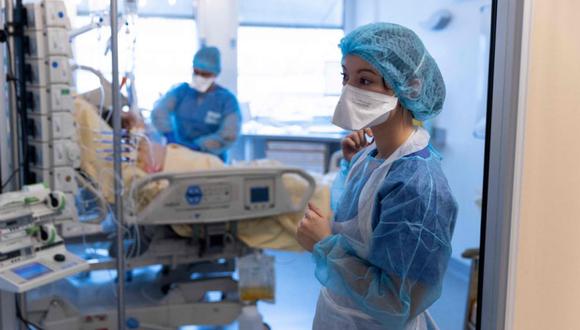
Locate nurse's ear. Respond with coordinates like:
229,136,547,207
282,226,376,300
406,78,423,99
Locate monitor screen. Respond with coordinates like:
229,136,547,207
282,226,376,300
12,262,52,281
250,187,270,203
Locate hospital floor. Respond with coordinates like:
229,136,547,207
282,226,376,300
188,250,470,330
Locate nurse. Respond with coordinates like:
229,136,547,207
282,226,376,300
296,23,458,329
151,46,241,161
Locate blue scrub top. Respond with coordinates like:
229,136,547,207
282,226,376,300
151,83,241,161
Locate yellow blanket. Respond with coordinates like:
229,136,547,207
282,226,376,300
74,97,331,251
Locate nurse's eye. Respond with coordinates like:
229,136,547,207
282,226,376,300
360,78,373,86
340,72,348,84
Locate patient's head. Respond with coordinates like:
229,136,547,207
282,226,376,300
101,108,144,131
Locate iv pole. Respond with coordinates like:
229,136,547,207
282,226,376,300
110,0,127,329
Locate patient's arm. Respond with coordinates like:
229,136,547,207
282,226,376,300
137,138,167,173
122,111,145,130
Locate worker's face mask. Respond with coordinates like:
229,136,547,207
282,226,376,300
332,84,398,131
191,74,215,93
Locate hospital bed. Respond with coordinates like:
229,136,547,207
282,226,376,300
22,95,328,329
83,165,317,270
27,166,317,329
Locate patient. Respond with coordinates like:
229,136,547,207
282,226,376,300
74,96,332,252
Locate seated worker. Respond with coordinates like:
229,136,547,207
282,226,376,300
151,46,241,162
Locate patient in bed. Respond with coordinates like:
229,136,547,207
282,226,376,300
74,96,332,251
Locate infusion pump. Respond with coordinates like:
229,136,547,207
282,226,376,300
0,185,88,293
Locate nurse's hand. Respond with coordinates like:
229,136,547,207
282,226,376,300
296,203,332,252
296,231,317,253
341,128,373,162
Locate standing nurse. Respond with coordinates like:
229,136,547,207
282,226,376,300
151,46,241,161
296,23,458,329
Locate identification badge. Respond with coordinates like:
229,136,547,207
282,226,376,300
204,111,222,125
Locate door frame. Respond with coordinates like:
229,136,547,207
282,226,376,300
479,0,532,329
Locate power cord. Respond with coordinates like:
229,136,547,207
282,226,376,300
1,167,21,190
15,296,45,330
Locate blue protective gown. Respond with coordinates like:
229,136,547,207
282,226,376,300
313,135,457,329
151,83,241,161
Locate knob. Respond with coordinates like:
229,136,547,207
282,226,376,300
53,254,66,262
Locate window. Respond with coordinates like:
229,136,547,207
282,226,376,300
237,26,344,122
75,0,196,18
239,0,343,28
71,15,197,113
237,0,344,123
132,18,197,110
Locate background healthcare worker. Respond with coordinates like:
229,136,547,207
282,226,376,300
296,23,458,330
151,46,241,161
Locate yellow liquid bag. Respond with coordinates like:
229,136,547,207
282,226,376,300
238,252,275,303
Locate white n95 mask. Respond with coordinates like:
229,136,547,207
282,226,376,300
191,74,216,93
332,84,398,131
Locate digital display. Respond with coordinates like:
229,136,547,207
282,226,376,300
250,187,270,203
13,262,52,280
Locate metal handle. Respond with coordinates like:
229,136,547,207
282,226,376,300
128,172,177,212
281,169,316,213
130,172,177,196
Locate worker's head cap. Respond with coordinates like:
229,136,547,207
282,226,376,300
340,23,445,120
193,46,221,76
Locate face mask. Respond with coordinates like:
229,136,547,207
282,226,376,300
190,74,215,93
332,84,399,131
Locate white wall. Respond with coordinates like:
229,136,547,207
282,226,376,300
196,0,239,94
349,0,490,263
511,0,580,329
